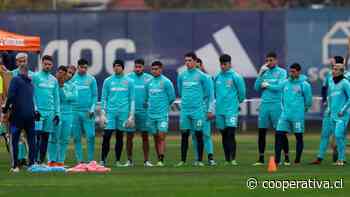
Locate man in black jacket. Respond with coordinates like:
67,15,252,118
3,53,38,172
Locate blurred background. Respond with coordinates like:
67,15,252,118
1,0,350,11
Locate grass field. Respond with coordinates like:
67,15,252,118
0,132,349,197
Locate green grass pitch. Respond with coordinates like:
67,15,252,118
0,133,349,197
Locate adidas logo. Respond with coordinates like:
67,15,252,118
322,21,350,65
178,25,257,77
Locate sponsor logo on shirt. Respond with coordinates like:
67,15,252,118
111,87,128,92
38,82,54,88
292,85,301,93
76,85,89,90
149,88,163,94
273,72,280,78
265,79,277,83
183,81,199,87
135,85,145,89
331,91,341,97
226,79,233,87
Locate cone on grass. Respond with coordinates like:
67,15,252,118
268,156,277,172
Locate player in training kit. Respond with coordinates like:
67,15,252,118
100,60,135,167
327,62,350,166
176,52,210,167
67,65,77,79
311,56,350,165
311,57,337,164
191,58,216,166
127,59,153,167
50,66,77,166
32,55,60,165
215,54,246,166
253,52,288,166
145,61,175,167
71,59,98,163
275,63,312,165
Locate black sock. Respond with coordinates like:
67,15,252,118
39,132,49,163
295,133,304,163
159,154,164,162
274,131,284,164
115,130,124,161
208,153,213,161
258,128,267,162
195,131,204,162
221,128,230,162
282,134,289,162
333,147,338,162
101,130,113,162
181,131,190,162
227,127,236,160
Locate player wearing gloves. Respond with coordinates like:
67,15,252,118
100,59,135,167
50,66,77,166
312,58,350,166
71,59,98,163
32,55,60,165
311,57,342,165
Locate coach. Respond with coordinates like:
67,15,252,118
3,53,37,172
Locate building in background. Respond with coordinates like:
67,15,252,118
2,0,350,11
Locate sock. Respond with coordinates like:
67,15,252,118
274,131,284,164
221,128,230,162
39,132,49,163
115,130,123,161
282,134,289,162
204,133,214,156
195,131,204,162
227,127,236,160
295,133,304,163
181,131,190,162
258,128,267,162
159,154,164,162
101,130,113,162
332,146,338,162
208,153,213,161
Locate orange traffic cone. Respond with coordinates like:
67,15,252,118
268,156,277,172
